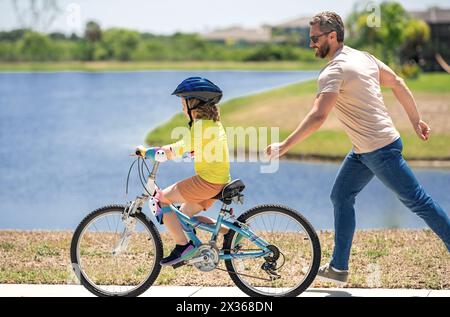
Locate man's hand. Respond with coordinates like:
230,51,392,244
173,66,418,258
414,120,431,141
264,142,288,159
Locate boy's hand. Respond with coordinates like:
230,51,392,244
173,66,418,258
181,150,194,160
161,146,174,160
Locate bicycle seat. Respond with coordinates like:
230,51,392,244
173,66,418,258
213,179,245,205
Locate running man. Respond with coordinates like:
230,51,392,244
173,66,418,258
266,11,450,284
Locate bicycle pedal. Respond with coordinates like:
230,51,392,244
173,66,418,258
172,261,186,269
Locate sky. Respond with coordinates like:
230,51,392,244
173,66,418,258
0,0,449,35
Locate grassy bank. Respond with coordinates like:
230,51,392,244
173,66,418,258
0,60,325,72
0,230,448,288
146,73,450,161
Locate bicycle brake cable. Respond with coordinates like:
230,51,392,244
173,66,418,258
141,156,151,176
125,158,138,198
137,158,154,197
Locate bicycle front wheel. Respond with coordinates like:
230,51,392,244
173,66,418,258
70,205,163,297
223,204,321,297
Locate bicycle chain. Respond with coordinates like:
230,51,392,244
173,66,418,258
214,266,275,281
215,248,281,282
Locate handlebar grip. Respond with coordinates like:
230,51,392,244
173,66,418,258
145,147,168,162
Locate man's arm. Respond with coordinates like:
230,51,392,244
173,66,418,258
378,63,430,141
266,92,338,157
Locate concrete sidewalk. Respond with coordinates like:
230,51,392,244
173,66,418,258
0,284,449,297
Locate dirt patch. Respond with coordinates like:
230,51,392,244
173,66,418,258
225,94,342,131
384,92,450,134
225,91,450,135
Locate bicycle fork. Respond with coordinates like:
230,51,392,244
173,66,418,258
112,201,141,256
112,166,158,256
112,217,136,256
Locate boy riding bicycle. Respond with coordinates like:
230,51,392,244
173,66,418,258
135,77,231,266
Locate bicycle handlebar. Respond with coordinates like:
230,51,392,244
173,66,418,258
133,146,168,163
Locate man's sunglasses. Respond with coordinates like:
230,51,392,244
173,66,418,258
309,31,333,44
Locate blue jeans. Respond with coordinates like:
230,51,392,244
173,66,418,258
330,137,450,270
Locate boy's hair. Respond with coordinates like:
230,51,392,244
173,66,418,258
188,98,220,122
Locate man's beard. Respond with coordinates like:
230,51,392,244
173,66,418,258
315,43,330,59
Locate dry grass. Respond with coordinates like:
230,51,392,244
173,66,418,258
0,230,448,289
226,91,450,134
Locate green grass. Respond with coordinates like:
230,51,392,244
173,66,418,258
0,242,14,252
0,60,325,72
146,73,450,161
35,244,61,257
404,73,450,93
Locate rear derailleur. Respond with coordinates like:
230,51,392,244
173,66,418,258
261,245,281,281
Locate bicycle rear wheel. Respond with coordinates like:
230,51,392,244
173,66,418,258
223,204,321,297
70,205,163,297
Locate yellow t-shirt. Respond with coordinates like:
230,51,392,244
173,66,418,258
169,119,231,184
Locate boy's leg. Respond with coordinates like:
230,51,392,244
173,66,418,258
180,202,228,235
160,184,190,245
179,202,205,217
162,212,189,245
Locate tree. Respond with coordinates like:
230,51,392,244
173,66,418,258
17,31,55,61
0,29,29,41
101,28,140,61
49,32,66,40
401,19,430,65
346,1,430,67
82,21,103,61
84,21,102,43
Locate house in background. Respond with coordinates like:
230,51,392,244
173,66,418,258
201,26,271,46
410,7,450,71
201,16,312,46
200,7,450,72
270,16,311,46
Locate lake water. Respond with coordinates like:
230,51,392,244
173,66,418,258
1,71,449,230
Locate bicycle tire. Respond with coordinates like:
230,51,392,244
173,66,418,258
70,204,163,297
223,204,321,297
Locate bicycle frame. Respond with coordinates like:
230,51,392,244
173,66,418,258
169,204,272,260
131,158,273,261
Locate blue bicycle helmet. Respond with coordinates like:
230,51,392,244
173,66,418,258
172,77,222,102
172,77,223,127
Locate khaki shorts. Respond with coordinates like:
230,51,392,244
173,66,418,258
172,175,225,210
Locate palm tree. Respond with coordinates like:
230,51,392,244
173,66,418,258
84,21,102,43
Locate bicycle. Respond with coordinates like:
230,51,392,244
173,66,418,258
70,147,321,297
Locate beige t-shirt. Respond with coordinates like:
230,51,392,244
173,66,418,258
317,45,400,153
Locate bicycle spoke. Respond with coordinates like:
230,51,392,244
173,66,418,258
105,215,112,233
75,210,157,296
229,209,317,297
